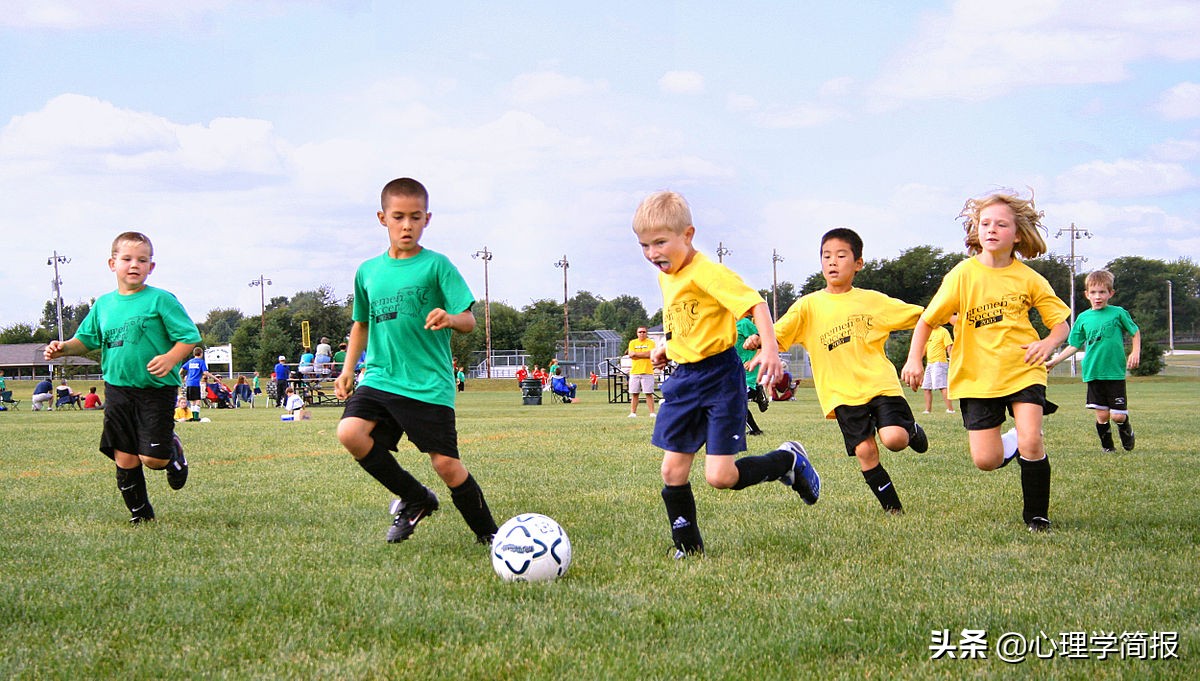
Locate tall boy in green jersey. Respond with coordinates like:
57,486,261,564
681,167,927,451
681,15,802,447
45,232,200,524
335,178,498,545
1046,269,1141,452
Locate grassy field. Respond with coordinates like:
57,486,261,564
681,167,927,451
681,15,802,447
1,377,1197,679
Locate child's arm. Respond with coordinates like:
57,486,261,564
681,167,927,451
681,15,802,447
1045,344,1079,370
43,338,88,360
900,320,934,391
335,321,368,399
1127,329,1141,370
148,342,198,378
1022,321,1070,366
744,302,782,387
425,308,476,333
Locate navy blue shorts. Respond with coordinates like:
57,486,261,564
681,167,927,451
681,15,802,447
651,348,747,455
341,385,459,458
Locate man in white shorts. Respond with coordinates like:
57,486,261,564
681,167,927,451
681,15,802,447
626,327,657,417
922,313,956,414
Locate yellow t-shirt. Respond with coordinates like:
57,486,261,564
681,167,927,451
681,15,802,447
922,257,1071,399
626,338,656,375
924,326,953,365
775,287,923,418
659,253,764,364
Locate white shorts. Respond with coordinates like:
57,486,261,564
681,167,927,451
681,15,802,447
629,374,656,394
922,362,949,391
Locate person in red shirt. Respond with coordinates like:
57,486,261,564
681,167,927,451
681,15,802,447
83,386,104,410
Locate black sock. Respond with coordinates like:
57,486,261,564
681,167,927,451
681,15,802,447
450,474,498,539
1096,422,1114,450
730,449,793,490
1117,417,1132,434
662,483,703,552
357,443,426,501
746,409,761,434
116,465,153,519
1018,455,1051,523
862,464,902,512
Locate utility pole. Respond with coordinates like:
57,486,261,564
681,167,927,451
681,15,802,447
1055,222,1092,377
249,275,273,331
472,247,493,378
46,251,71,344
771,249,784,320
716,242,731,263
555,255,570,361
1167,280,1174,355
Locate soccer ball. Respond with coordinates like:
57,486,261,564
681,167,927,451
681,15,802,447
490,513,572,583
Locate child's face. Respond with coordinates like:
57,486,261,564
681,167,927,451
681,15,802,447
109,241,155,293
378,193,430,258
637,225,696,275
820,238,862,291
1085,284,1113,310
977,203,1019,258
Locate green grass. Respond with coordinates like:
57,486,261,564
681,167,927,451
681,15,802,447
2,379,1197,679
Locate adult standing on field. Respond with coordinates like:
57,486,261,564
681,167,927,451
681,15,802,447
626,327,657,418
274,355,290,407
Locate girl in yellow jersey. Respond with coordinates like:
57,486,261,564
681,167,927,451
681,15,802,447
902,191,1070,532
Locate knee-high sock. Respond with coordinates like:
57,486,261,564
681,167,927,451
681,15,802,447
116,465,153,518
357,442,426,501
862,464,902,511
1096,422,1114,450
730,448,793,490
450,474,498,538
662,483,703,553
1018,455,1051,523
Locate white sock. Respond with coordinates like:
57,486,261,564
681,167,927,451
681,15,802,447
1001,428,1019,460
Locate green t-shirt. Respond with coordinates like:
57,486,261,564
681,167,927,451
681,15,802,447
735,317,759,389
352,248,474,408
74,286,202,389
1067,305,1139,382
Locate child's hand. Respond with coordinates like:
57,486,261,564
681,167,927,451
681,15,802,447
742,333,761,351
43,341,65,360
146,354,174,377
650,345,668,369
1021,338,1058,366
334,372,355,400
1127,351,1140,370
747,351,782,389
900,359,924,391
424,308,452,330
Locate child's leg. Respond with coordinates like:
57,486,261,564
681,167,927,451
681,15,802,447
430,453,498,542
662,451,703,554
338,417,428,501
711,448,793,490
1011,402,1051,529
114,450,154,522
853,438,903,512
1093,407,1115,451
967,428,1005,470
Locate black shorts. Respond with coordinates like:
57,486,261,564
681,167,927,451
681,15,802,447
341,385,459,458
99,383,178,461
185,385,202,402
959,384,1056,431
1086,380,1128,413
833,395,916,456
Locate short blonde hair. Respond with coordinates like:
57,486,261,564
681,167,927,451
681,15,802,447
633,191,692,235
1085,269,1115,291
111,231,154,257
960,191,1047,259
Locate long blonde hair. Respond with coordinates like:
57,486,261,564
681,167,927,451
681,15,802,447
960,190,1047,259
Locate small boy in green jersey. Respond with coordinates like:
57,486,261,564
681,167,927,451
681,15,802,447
44,232,201,524
334,178,498,545
1046,269,1141,452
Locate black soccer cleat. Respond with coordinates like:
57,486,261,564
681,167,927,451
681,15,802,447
129,503,155,525
386,488,440,543
778,441,820,505
909,422,929,453
1117,421,1135,451
166,433,188,490
752,385,770,413
1026,516,1051,533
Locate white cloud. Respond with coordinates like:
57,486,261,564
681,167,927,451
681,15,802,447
1053,158,1199,200
509,71,608,104
658,71,705,95
869,0,1200,106
750,104,840,129
1157,82,1200,120
1150,137,1200,162
726,93,758,112
0,0,238,29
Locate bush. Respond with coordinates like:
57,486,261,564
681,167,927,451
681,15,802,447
1131,338,1165,376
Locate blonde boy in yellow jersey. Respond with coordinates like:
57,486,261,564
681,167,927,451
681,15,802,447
902,191,1070,533
768,228,927,515
633,191,820,558
921,314,956,414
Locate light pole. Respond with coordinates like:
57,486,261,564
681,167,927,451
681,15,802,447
1167,279,1174,355
472,247,493,378
555,255,570,361
1055,223,1092,376
771,249,784,320
249,275,272,331
46,251,70,344
716,241,731,263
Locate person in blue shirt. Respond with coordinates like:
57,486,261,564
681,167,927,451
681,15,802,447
274,356,290,407
32,377,54,411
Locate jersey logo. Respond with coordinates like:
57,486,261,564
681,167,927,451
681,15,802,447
965,294,1030,329
371,286,430,323
819,314,873,352
665,299,699,339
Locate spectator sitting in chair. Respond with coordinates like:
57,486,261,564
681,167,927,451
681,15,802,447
83,386,104,410
55,380,82,409
0,369,11,404
771,370,795,402
298,347,316,376
233,375,253,407
32,378,54,411
551,367,577,402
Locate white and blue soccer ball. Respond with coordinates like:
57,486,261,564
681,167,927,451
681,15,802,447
490,513,572,583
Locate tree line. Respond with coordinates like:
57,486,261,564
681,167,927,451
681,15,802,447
3,248,1195,376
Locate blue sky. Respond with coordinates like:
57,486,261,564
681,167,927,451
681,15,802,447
2,0,1198,332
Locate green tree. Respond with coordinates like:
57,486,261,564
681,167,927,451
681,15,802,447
487,301,525,350
39,299,91,341
521,317,561,367
229,317,263,373
0,323,42,344
199,308,244,345
758,281,799,318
